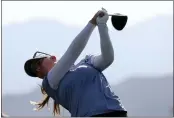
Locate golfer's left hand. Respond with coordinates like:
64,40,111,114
90,11,99,25
90,8,108,25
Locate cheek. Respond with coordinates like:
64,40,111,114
42,58,54,69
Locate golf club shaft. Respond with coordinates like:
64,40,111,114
108,14,113,16
108,14,126,16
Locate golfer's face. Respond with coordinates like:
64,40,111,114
40,56,57,71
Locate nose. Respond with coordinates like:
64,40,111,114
50,56,56,61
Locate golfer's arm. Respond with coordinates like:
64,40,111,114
48,22,95,89
92,23,114,71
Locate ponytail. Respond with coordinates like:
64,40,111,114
30,86,60,116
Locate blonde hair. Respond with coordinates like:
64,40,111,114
30,86,60,116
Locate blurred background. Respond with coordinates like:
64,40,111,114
2,1,173,117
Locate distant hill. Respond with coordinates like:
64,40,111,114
114,74,173,116
2,74,173,116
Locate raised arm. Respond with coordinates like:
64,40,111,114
91,9,114,71
47,14,99,89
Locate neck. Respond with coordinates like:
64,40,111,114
37,72,47,79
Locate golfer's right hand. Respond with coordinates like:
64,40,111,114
96,8,109,24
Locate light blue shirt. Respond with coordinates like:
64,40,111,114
42,55,126,117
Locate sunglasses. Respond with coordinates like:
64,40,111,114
33,51,52,58
32,51,52,68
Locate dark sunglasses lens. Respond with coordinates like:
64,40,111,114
37,58,45,65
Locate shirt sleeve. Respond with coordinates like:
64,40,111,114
84,24,114,72
80,55,101,71
47,22,95,90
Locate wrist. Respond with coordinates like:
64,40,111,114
97,22,107,26
87,21,96,30
89,18,97,26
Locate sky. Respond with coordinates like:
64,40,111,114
2,1,173,27
1,1,173,95
1,2,173,116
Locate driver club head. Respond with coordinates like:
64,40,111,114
110,13,128,31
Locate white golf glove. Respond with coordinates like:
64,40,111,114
96,8,109,24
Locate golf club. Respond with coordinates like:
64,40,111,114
109,13,128,31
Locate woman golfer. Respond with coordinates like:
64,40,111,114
24,9,127,117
